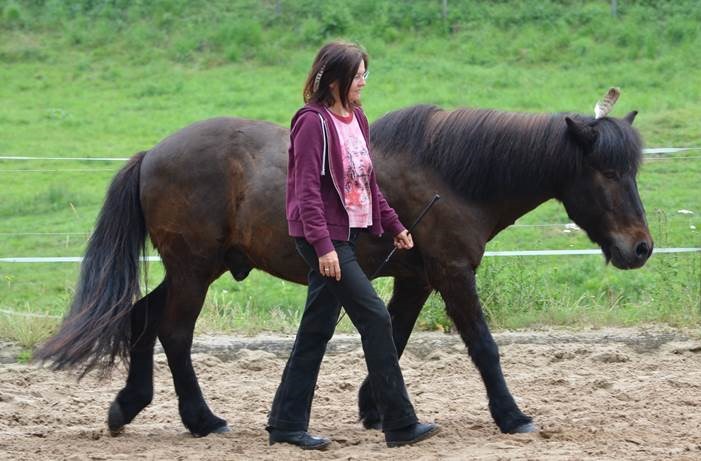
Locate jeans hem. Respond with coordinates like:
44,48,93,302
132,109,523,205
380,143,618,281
266,417,308,432
382,414,419,432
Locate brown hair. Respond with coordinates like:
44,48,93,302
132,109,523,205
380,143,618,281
303,41,368,109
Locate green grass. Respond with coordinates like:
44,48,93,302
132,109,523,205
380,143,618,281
0,309,58,350
1,0,700,348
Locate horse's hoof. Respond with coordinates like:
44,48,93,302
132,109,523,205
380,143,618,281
511,422,537,433
107,401,126,436
211,424,231,434
191,421,230,438
192,427,228,438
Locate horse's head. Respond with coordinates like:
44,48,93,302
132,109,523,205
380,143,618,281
560,110,653,269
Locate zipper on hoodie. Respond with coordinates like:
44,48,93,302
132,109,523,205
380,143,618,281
320,111,351,241
317,113,327,176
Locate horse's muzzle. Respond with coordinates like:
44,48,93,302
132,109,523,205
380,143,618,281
605,235,654,270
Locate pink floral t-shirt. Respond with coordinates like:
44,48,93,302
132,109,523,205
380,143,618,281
327,109,373,228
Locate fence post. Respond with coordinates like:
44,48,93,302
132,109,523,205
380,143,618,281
441,0,449,33
611,0,617,17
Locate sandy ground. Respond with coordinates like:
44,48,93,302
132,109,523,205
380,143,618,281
1,328,700,460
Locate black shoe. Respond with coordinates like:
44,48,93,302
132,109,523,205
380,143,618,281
385,422,440,448
268,429,331,450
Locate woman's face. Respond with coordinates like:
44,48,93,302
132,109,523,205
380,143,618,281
331,60,367,108
347,60,367,106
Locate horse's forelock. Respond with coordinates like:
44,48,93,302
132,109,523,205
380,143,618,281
590,117,643,174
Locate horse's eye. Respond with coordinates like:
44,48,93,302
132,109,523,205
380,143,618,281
602,170,620,180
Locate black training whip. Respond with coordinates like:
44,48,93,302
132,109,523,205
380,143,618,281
336,193,441,326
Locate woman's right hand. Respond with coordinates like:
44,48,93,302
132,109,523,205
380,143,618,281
318,250,341,281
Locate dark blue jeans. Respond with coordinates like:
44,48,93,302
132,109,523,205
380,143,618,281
267,231,418,432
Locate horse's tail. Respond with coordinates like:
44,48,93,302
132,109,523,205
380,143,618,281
35,151,148,378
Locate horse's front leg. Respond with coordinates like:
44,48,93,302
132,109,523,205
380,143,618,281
432,266,535,433
358,275,432,429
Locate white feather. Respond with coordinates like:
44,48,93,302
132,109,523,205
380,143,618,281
594,87,621,119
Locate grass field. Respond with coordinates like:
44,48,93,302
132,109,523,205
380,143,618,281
1,0,699,348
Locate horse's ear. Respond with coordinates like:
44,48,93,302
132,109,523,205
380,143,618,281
623,110,638,125
565,117,598,147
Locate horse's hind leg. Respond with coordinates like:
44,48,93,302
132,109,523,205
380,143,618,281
108,281,167,435
432,267,534,433
158,269,228,437
358,275,432,429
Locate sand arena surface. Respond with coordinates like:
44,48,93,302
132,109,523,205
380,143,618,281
1,328,700,460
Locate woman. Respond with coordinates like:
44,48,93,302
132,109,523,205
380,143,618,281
266,41,439,450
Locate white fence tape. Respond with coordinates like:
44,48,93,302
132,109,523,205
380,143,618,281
0,256,162,263
0,169,117,172
0,148,699,163
0,156,130,161
3,158,699,172
0,232,90,236
2,222,699,236
643,147,701,154
644,156,701,161
483,248,700,256
1,248,698,263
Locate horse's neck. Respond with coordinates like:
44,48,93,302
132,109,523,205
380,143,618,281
484,193,553,242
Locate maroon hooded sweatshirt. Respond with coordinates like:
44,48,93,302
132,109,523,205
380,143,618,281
286,102,406,257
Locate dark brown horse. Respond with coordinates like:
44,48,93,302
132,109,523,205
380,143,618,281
36,103,653,438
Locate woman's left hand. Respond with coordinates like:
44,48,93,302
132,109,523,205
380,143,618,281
393,230,414,250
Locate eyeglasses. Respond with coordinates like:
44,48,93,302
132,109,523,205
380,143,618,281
353,70,369,82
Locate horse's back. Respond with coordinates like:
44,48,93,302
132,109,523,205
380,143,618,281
141,117,288,182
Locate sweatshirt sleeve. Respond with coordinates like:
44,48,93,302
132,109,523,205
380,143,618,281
291,112,335,257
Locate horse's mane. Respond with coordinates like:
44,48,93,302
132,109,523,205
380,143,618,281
370,105,642,200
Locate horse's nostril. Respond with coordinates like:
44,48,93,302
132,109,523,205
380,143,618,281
635,241,650,259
